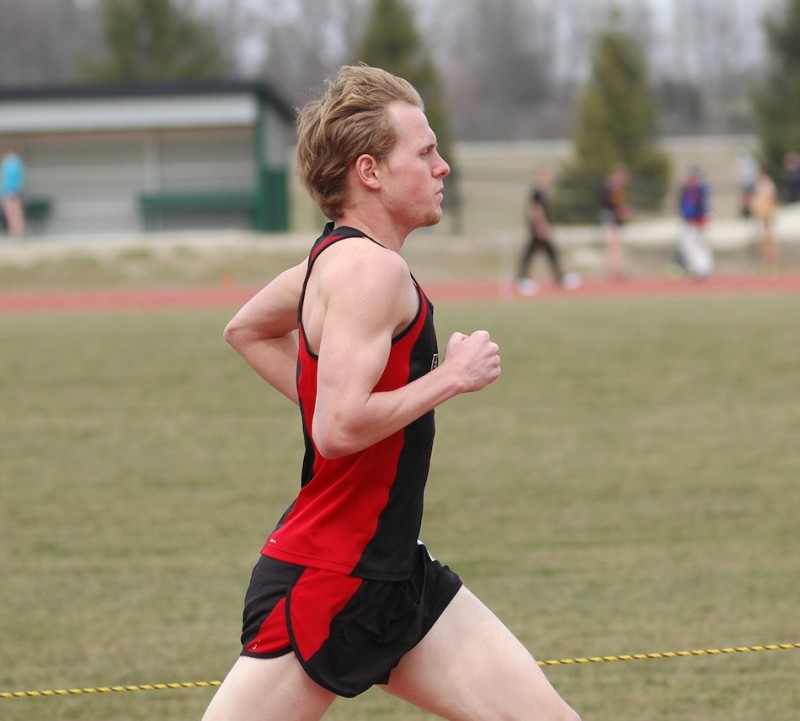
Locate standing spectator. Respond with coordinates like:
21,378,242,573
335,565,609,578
1,145,26,238
515,167,581,295
669,167,712,279
600,164,631,280
750,167,779,273
735,148,758,218
781,150,800,204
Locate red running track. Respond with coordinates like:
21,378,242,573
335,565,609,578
1,274,799,314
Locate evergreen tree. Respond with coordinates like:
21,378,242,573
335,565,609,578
554,21,670,222
81,0,231,82
354,0,462,229
752,0,800,179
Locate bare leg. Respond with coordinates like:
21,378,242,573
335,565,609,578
202,654,336,721
605,225,625,279
2,197,25,238
382,586,580,721
760,220,779,267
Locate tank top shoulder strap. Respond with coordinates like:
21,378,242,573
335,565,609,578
308,224,382,266
298,224,383,326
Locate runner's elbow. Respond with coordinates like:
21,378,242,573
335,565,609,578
222,318,242,346
312,420,363,459
223,317,255,354
313,431,353,460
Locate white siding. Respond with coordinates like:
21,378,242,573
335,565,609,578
18,128,257,234
0,94,257,134
0,86,294,234
157,128,255,190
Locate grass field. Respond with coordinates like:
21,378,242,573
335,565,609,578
2,284,799,720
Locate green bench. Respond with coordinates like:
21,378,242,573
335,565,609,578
24,197,52,219
138,190,257,230
18,196,52,233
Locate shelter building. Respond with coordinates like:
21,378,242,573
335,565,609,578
0,79,296,235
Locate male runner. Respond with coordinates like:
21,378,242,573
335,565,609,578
202,64,580,721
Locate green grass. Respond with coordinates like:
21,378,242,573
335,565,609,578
2,293,799,720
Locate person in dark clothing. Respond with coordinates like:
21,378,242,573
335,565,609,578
516,167,581,295
600,164,631,279
782,151,800,204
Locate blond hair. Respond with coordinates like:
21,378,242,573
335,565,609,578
295,65,423,220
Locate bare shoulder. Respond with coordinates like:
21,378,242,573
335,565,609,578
317,236,413,299
305,237,417,344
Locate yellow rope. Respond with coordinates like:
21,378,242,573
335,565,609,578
536,642,800,666
3,642,799,700
0,680,222,700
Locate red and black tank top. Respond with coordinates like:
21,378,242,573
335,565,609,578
262,224,438,581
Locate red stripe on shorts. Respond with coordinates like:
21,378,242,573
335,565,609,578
288,568,363,661
245,597,290,655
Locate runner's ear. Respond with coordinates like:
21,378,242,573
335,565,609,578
354,154,381,190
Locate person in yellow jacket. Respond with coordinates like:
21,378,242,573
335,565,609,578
750,167,778,274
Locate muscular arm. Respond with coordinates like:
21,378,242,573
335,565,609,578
310,243,501,459
222,260,307,404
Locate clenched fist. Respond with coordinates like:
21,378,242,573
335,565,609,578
442,330,501,393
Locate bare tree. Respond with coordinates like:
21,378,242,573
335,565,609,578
248,0,370,106
418,0,557,139
656,0,775,131
0,0,101,84
0,0,784,139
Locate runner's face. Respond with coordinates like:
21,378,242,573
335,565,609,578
381,102,450,230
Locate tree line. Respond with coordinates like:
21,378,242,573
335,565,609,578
0,0,785,140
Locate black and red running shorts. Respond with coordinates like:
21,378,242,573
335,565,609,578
240,543,462,697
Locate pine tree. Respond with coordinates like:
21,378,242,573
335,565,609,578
554,21,670,222
81,0,231,82
354,0,461,228
752,0,800,178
